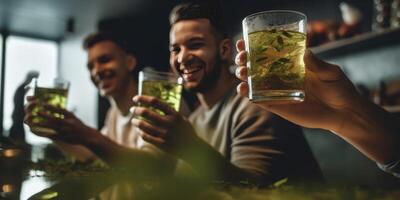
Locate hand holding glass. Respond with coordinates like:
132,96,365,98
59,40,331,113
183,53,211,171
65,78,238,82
30,78,69,136
138,69,183,115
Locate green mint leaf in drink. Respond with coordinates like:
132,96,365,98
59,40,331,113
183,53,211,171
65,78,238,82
248,29,306,92
141,80,182,115
31,87,68,135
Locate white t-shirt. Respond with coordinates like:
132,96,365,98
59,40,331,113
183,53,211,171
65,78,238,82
101,106,176,166
101,107,142,148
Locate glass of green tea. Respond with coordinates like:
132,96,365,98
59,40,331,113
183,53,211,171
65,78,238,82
30,78,69,136
138,69,183,115
243,10,307,103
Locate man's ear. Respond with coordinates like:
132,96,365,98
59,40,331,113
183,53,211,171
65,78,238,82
127,55,137,71
219,38,232,61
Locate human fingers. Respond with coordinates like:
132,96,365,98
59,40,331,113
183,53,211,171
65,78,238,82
24,100,38,113
236,39,245,52
235,50,247,67
131,118,167,138
140,131,166,146
43,104,72,118
132,95,176,116
236,82,249,97
235,65,248,81
26,96,36,101
34,111,62,129
23,112,35,126
130,106,170,126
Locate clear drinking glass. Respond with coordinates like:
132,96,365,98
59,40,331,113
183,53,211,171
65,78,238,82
30,78,69,136
138,69,183,114
243,10,307,103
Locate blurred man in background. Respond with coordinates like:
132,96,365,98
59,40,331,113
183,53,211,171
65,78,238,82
24,32,175,175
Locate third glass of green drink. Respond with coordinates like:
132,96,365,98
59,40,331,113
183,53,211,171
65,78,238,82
138,69,183,115
243,10,307,103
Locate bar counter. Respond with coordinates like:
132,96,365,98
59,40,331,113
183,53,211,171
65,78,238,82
1,144,400,200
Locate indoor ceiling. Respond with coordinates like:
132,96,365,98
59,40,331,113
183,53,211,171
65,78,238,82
0,0,306,41
0,0,156,40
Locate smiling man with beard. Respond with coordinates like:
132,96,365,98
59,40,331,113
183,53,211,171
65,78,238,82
24,32,176,175
130,2,323,185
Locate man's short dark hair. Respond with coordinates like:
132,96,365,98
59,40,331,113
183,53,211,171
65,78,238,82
83,31,144,75
83,31,132,54
169,1,228,39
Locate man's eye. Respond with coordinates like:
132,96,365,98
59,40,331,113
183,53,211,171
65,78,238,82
188,42,203,49
99,56,111,63
87,63,93,70
170,47,180,53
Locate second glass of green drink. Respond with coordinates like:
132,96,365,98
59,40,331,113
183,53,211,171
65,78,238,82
138,69,183,115
243,10,307,103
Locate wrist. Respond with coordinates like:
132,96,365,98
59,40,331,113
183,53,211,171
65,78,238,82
176,134,203,160
330,94,367,134
330,96,400,163
80,127,102,147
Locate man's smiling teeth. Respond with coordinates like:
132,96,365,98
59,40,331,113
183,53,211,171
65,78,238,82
95,71,116,82
182,68,201,74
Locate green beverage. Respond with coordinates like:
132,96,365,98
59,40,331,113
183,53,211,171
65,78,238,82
243,10,307,103
248,29,306,94
31,80,69,136
141,80,183,114
138,70,183,119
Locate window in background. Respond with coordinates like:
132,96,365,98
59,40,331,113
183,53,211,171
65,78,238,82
0,35,2,137
0,34,2,91
0,34,2,67
4,36,58,145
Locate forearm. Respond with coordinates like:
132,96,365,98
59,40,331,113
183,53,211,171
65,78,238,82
335,97,400,164
53,140,96,162
179,137,260,183
82,128,175,176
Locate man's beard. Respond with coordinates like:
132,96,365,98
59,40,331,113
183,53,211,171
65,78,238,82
187,53,223,93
